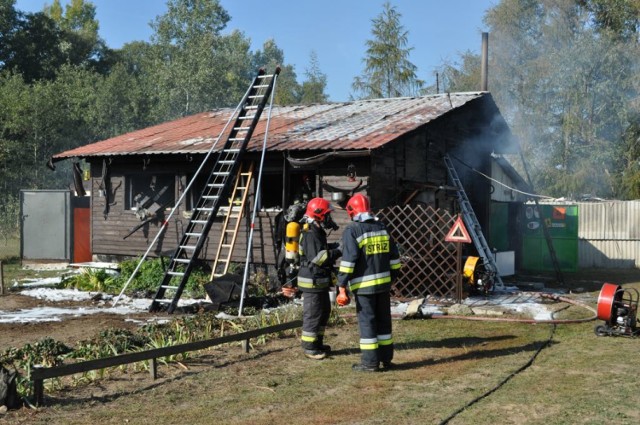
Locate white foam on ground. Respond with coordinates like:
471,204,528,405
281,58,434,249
14,276,65,288
464,293,556,320
1,283,200,323
20,287,98,302
410,290,565,321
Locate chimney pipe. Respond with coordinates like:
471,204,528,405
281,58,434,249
480,32,489,91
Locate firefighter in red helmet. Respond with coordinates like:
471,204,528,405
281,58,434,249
337,193,402,371
297,197,341,360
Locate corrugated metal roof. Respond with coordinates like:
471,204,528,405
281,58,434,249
53,92,488,160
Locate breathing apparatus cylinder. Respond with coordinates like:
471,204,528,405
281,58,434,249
285,221,301,263
463,256,479,281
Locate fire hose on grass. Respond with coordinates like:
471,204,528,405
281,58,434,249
337,291,597,324
418,291,595,425
425,292,597,324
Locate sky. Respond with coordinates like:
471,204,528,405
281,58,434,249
14,0,496,102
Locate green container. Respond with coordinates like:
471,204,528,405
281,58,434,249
521,204,578,272
489,202,510,251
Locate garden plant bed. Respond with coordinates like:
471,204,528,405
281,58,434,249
0,293,155,349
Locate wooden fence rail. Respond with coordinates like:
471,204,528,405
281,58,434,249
31,319,302,405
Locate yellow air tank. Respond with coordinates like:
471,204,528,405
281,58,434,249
463,256,479,280
285,221,301,262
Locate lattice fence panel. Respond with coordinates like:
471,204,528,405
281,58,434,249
377,204,458,299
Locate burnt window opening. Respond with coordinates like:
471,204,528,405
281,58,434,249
256,172,316,210
259,174,283,210
125,174,176,212
290,172,316,204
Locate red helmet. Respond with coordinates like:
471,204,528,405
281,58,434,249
346,193,371,219
305,197,333,221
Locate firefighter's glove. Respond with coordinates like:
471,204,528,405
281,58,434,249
281,286,298,298
336,287,350,306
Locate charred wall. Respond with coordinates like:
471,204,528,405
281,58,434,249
88,155,282,265
370,130,455,212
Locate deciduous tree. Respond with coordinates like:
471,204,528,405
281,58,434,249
44,0,111,72
484,0,640,198
431,51,482,94
149,0,253,118
252,38,300,105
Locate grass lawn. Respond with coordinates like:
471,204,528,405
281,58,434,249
2,240,639,424
10,319,639,425
0,237,19,261
3,280,640,424
0,238,66,290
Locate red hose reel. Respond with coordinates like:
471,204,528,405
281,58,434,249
595,283,639,337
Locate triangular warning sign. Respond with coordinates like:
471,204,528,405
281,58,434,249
445,216,472,243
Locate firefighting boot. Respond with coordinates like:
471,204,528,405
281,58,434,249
317,336,331,353
302,340,326,360
304,349,327,360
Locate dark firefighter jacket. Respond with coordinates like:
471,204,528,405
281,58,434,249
297,222,341,293
337,219,401,295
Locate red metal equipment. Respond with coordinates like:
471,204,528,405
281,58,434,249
594,283,639,337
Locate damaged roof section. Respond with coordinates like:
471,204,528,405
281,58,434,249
52,92,515,161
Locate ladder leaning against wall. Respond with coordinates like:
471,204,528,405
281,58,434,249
444,154,504,290
210,162,254,279
149,68,279,313
110,67,280,313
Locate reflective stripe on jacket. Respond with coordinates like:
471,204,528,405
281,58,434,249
297,222,339,292
337,219,401,295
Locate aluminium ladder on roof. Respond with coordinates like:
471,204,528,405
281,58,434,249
443,154,504,290
149,67,280,313
210,162,254,279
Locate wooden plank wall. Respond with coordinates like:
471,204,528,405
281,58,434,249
89,158,355,266
370,131,454,211
91,169,281,265
89,158,276,263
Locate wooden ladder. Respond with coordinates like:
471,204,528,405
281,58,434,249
210,162,254,279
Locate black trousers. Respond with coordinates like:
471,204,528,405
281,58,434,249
301,291,331,350
355,291,393,366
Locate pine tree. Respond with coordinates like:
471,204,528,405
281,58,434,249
351,1,423,99
300,51,328,104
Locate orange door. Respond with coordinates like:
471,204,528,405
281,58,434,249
73,207,91,263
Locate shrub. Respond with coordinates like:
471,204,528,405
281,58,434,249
60,258,209,298
60,268,119,293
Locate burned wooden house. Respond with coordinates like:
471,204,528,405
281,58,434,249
50,92,526,298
